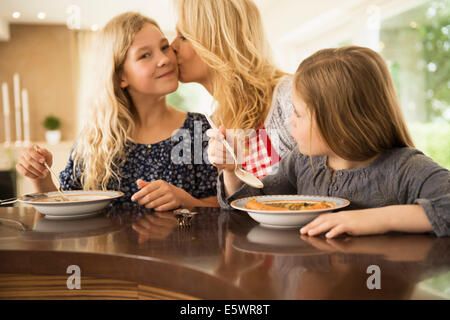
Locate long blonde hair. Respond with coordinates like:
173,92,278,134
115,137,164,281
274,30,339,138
294,46,414,161
175,0,286,130
73,12,160,190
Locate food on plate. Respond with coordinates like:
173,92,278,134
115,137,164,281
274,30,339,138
31,196,80,202
245,198,334,211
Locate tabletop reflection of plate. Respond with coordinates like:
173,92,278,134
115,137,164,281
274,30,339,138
18,190,124,220
32,215,115,233
231,195,350,228
232,225,326,255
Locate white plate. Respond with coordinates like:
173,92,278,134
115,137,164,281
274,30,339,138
18,190,124,219
230,195,350,228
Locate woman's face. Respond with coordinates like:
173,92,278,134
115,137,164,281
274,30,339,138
171,28,211,85
120,23,179,97
289,89,330,156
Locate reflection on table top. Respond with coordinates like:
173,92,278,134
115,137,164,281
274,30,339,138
0,205,449,299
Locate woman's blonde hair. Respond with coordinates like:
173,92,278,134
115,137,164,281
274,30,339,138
294,46,414,161
175,0,286,130
73,12,160,190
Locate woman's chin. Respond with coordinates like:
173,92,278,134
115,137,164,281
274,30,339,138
178,75,190,83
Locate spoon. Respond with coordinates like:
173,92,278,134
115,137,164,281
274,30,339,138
204,114,263,189
33,145,70,201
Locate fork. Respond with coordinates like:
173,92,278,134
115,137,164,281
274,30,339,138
174,209,196,229
33,145,70,201
0,197,18,205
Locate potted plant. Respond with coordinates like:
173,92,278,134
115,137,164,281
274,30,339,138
43,115,61,144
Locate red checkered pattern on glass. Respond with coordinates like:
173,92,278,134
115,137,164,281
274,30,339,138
242,127,281,179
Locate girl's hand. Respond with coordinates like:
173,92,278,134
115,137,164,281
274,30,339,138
300,210,389,239
132,212,178,243
16,145,53,180
206,125,246,172
131,179,189,211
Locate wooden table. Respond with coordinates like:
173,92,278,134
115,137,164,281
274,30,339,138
0,205,449,300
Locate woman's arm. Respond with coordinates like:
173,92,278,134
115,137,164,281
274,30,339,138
222,169,244,198
300,204,433,238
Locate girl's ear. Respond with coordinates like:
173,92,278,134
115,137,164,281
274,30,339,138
120,77,128,89
119,70,128,89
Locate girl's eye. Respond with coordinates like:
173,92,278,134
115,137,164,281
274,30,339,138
140,53,150,59
162,45,170,51
179,35,186,41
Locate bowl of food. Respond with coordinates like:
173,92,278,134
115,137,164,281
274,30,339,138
230,195,350,228
18,190,124,220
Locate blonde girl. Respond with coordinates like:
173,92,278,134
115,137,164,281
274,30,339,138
171,0,297,179
213,46,450,238
17,12,218,210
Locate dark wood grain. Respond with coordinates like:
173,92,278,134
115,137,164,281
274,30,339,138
0,205,449,299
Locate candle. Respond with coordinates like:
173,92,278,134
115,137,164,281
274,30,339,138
13,73,20,109
2,83,9,116
2,83,11,146
22,89,30,144
13,73,22,144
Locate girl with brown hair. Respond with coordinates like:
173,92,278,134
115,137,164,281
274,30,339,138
214,46,450,238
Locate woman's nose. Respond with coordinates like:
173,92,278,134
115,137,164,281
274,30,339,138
171,38,179,54
288,116,295,131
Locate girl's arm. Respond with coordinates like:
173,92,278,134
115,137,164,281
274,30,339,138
192,195,219,207
300,205,433,239
302,151,450,238
131,180,219,210
31,175,58,193
383,205,433,233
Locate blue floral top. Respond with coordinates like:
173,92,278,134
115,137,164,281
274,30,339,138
59,112,218,206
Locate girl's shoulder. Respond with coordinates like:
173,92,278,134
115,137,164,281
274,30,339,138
375,147,449,177
283,148,322,169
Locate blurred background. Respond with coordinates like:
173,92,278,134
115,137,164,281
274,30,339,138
0,0,449,198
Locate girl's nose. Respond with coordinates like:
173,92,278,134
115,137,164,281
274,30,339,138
156,51,171,68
